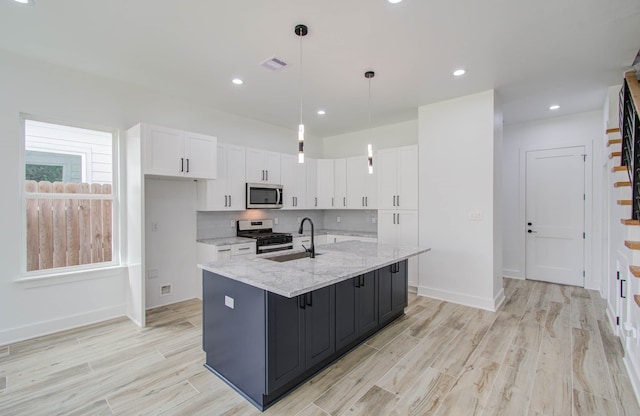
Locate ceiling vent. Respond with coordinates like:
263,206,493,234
260,57,288,71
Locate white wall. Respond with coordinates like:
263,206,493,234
502,110,603,289
418,90,503,311
0,50,316,345
322,120,417,158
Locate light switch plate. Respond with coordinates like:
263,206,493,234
224,295,234,309
337,216,341,223
274,217,279,225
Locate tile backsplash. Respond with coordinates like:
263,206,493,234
197,209,377,240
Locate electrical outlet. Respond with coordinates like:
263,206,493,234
337,216,341,223
152,222,159,232
274,217,279,225
230,220,235,228
467,211,482,221
372,216,377,224
297,217,301,223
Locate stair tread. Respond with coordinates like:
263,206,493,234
607,138,622,146
609,151,622,159
614,181,631,187
630,265,640,277
612,166,628,172
625,240,640,250
607,127,621,134
621,219,640,226
617,200,632,205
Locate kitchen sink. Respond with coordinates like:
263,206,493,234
265,252,321,262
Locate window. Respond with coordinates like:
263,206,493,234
22,118,118,275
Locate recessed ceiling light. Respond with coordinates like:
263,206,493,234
14,0,34,4
232,78,243,85
388,0,403,3
549,104,560,110
453,69,466,77
317,110,326,115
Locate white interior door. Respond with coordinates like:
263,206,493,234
525,146,585,286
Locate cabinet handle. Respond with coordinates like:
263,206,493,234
397,213,400,224
238,247,251,251
299,295,306,309
186,158,190,173
365,196,368,206
393,195,396,206
621,279,626,299
315,197,317,207
332,197,334,207
362,196,365,206
393,213,396,224
343,197,346,207
229,195,232,206
224,195,228,207
397,195,399,207
266,170,269,181
180,158,184,172
360,275,365,287
218,248,231,252
306,292,313,307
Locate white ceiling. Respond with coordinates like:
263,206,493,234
1,0,639,137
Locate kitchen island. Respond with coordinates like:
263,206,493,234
198,240,430,411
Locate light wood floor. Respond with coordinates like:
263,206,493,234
1,278,639,415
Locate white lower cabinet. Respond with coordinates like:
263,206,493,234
378,210,419,288
196,241,256,297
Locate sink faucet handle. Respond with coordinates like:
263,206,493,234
302,244,309,253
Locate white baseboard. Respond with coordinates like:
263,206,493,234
417,285,503,311
0,304,127,346
503,268,524,279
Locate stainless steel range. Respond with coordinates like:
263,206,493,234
236,219,293,254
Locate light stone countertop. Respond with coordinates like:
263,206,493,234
198,240,430,298
197,236,255,246
295,229,377,239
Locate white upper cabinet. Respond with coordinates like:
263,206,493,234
246,148,281,184
346,155,377,209
143,124,217,179
377,145,418,210
334,158,348,209
305,158,318,209
197,143,246,211
280,154,307,209
316,159,334,209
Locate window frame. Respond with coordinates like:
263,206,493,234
17,114,121,282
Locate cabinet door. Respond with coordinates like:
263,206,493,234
264,151,281,184
267,293,305,393
293,160,307,209
377,210,398,245
306,158,318,208
378,263,407,324
357,271,378,335
144,125,184,176
391,261,408,311
184,132,217,179
280,155,297,209
304,286,335,368
335,278,358,351
365,166,378,209
397,210,419,247
197,143,228,210
246,148,266,182
346,156,367,209
334,159,348,208
397,145,418,210
226,145,247,210
377,148,398,210
316,159,335,209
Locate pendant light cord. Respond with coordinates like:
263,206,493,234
299,30,303,126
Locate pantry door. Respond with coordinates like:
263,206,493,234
525,146,585,286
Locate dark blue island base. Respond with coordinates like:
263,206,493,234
202,260,408,411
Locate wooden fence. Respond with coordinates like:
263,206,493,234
25,180,112,271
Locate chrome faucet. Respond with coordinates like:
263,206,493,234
298,217,315,258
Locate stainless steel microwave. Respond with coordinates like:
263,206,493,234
246,183,283,209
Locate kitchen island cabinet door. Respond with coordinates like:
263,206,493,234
378,261,408,324
304,286,335,368
357,271,378,335
266,293,305,394
335,278,358,350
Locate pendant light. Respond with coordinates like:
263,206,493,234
365,70,375,174
295,24,308,163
